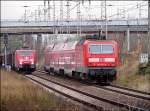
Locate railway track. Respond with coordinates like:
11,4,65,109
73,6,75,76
38,69,150,101
25,71,150,111
110,84,150,95
95,85,150,101
25,74,119,111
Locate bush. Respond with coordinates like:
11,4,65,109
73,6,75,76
139,62,150,75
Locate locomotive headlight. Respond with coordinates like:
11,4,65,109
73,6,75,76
89,58,99,62
19,59,23,64
31,59,34,64
104,58,115,62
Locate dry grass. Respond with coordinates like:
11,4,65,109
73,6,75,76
1,69,80,111
114,72,150,92
114,54,150,92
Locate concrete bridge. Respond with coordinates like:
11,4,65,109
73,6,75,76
1,19,148,34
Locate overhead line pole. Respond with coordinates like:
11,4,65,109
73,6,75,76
66,1,70,34
48,0,51,21
53,0,56,34
44,0,46,21
4,34,8,68
101,1,107,39
105,0,107,39
77,1,81,36
60,1,63,34
148,1,150,61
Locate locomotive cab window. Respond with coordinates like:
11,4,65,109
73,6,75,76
19,51,33,56
89,44,114,54
101,45,114,54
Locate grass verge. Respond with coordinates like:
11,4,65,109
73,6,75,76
1,69,80,111
114,54,150,92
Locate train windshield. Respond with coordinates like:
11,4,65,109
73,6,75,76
89,44,114,54
19,51,33,56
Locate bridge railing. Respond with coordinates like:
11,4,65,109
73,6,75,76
1,19,148,27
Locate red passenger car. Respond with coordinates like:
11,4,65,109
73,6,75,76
12,49,36,73
44,34,118,83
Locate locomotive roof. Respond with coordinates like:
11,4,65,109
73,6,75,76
86,39,117,43
16,49,35,51
45,34,117,51
52,41,78,51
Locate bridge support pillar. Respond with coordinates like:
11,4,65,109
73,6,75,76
36,34,42,68
127,27,130,52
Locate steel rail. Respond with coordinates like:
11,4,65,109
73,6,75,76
31,73,147,111
25,75,103,111
110,84,150,95
95,85,150,101
38,69,150,100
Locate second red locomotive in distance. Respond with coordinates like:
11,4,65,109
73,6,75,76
44,34,118,83
11,49,36,73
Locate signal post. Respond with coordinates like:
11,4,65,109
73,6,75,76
148,1,150,62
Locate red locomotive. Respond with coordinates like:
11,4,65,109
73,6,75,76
11,49,36,73
44,34,118,83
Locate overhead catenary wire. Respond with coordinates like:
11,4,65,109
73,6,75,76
107,2,148,20
19,1,147,22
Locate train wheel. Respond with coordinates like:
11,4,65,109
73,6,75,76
80,73,87,80
72,71,75,77
49,68,54,75
49,68,51,75
80,73,93,83
59,69,64,76
48,69,51,75
74,72,80,79
97,76,110,85
16,67,20,73
44,66,47,72
26,71,31,74
96,75,102,84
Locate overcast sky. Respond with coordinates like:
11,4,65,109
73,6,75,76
1,1,148,21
